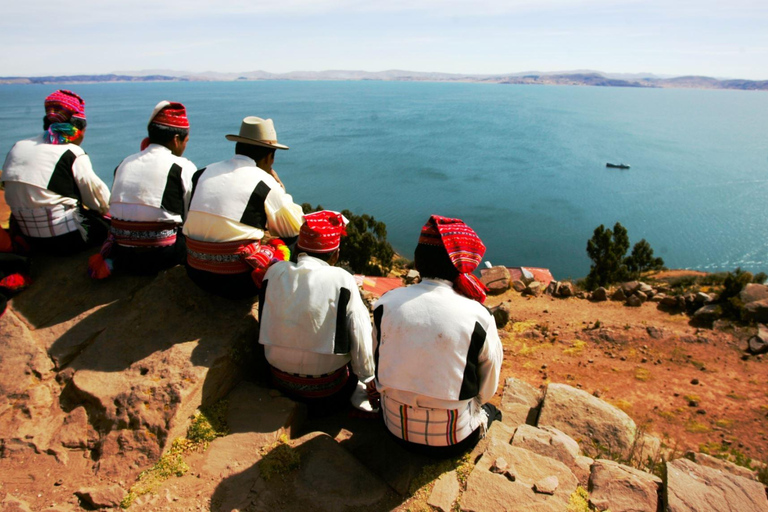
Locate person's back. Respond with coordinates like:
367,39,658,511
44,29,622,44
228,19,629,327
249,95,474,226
371,215,502,456
2,90,110,255
259,211,375,414
90,101,195,277
182,116,302,298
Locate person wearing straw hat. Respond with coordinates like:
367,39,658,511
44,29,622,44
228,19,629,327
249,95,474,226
182,116,303,298
369,215,503,456
88,101,196,278
1,90,110,255
258,211,376,415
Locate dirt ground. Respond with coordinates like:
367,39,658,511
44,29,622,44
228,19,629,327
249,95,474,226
1,267,767,510
485,283,768,467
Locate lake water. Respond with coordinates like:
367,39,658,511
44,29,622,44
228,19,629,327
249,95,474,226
1,81,767,278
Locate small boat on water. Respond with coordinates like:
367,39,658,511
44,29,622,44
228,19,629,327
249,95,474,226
606,163,630,169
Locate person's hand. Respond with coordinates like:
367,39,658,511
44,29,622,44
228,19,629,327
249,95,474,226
366,380,381,409
268,167,285,190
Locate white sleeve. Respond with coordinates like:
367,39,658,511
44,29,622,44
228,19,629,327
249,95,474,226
347,282,375,382
477,314,503,404
72,154,110,214
264,187,303,238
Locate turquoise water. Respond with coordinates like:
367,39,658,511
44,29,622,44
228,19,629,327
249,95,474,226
1,81,767,278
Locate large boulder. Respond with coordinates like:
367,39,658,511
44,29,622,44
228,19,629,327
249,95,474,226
588,459,661,512
744,298,768,324
537,383,637,457
480,266,511,295
692,304,722,326
591,287,608,301
511,424,593,486
740,283,768,305
500,377,543,427
684,452,758,481
666,458,768,512
462,443,578,512
1,256,251,480
748,324,768,355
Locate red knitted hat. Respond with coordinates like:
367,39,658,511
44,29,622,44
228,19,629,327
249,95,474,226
418,215,486,274
297,211,348,253
148,101,189,129
418,215,488,303
44,90,86,123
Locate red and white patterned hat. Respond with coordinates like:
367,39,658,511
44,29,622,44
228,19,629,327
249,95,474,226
297,211,348,253
147,101,189,129
44,90,86,123
418,215,488,303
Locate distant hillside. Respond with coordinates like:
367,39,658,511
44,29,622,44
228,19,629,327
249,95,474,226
0,74,186,85
1,70,766,91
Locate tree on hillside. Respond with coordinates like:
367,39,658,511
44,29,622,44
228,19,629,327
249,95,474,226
585,222,630,289
301,203,395,276
625,239,665,275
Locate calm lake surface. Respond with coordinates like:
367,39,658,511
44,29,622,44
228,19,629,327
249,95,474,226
1,81,767,278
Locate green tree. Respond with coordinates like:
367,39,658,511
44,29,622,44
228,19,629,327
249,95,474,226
625,239,665,275
301,203,395,276
585,222,630,290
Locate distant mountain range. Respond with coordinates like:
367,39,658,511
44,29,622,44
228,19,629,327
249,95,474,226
1,69,766,91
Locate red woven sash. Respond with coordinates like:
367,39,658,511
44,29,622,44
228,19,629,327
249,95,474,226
185,237,260,274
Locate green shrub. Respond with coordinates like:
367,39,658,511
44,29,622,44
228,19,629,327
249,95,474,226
625,238,665,275
585,222,630,289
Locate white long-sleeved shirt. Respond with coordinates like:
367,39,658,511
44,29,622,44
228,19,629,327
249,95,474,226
372,278,503,444
182,155,302,242
259,254,375,381
109,144,196,224
2,135,110,215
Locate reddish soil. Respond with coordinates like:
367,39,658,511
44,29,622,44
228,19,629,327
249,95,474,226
486,285,768,466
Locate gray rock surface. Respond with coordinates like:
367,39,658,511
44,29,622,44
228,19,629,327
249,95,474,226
748,324,768,355
666,458,768,512
511,424,592,486
744,299,768,324
588,459,661,512
592,287,608,301
685,452,758,481
500,377,543,427
462,443,578,512
480,266,511,295
427,470,460,512
537,383,637,457
74,484,125,509
740,283,768,305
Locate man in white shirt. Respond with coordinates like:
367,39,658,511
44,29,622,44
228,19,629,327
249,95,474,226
258,211,376,415
182,116,303,299
88,101,196,278
370,215,503,456
2,90,110,255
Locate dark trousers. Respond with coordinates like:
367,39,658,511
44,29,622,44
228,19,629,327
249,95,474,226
271,368,359,418
391,403,502,459
185,265,259,300
112,235,186,275
12,209,108,256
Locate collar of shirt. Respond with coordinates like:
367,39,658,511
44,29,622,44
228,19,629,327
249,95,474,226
146,143,173,155
231,154,257,166
297,253,331,268
420,277,454,288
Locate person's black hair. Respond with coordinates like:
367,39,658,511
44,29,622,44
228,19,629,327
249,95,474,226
43,116,87,131
414,243,459,281
148,123,188,146
235,142,276,163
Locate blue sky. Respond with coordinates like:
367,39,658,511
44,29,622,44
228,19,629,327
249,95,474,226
2,0,767,79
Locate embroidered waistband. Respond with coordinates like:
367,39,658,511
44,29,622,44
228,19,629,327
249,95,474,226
185,237,259,274
269,365,350,399
110,219,178,248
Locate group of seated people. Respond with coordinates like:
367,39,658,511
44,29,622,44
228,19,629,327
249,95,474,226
0,90,503,456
